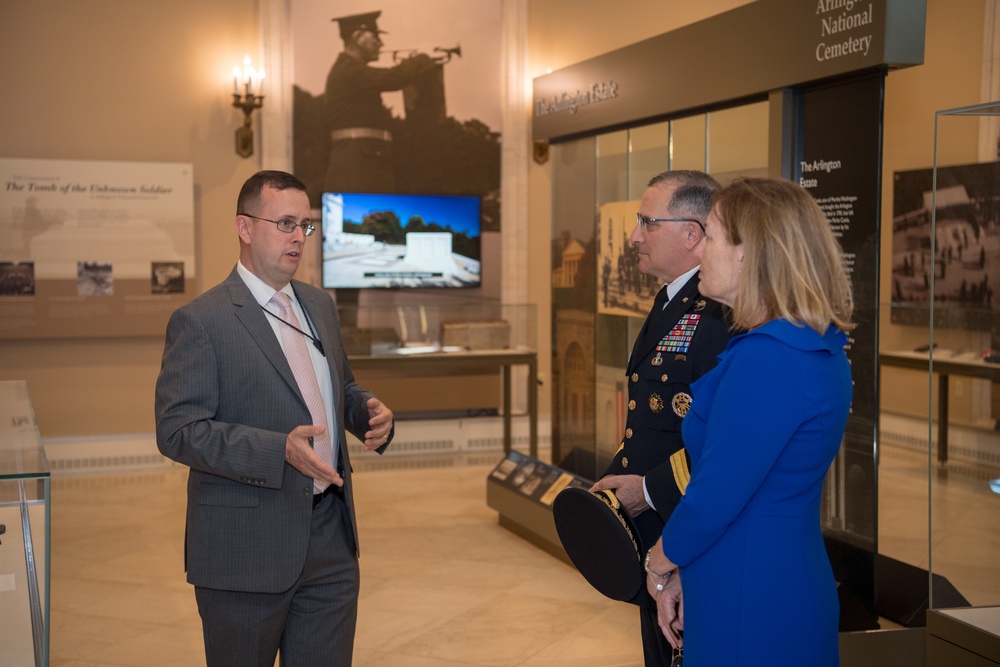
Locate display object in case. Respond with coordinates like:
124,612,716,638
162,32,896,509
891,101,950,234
339,302,539,455
335,301,535,356
0,380,51,667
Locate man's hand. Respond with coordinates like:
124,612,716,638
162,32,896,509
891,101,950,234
589,474,650,518
285,424,343,487
363,397,393,451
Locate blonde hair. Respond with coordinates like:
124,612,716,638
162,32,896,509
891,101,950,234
712,177,854,334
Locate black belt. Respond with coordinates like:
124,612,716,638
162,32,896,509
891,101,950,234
313,484,343,509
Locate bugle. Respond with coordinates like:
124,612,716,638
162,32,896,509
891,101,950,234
389,44,461,64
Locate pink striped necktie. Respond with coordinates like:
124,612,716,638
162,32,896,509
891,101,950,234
271,291,332,493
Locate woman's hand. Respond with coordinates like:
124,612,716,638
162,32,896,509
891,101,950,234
645,537,682,648
655,571,684,649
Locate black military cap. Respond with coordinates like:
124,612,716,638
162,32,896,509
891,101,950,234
552,487,645,603
332,11,385,40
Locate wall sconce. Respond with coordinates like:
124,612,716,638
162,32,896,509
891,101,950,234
232,54,264,158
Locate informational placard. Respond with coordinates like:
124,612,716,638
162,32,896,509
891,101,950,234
797,72,885,620
489,450,588,507
0,158,194,339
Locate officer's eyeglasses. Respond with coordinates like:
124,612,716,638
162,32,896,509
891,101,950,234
636,212,704,233
241,213,316,236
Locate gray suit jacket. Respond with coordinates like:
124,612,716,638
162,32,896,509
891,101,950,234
155,267,384,594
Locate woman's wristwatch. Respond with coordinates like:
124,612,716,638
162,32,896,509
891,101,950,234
644,548,673,592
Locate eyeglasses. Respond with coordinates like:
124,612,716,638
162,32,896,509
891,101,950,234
240,212,316,236
636,212,704,232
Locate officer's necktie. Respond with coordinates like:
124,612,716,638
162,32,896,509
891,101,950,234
271,291,333,493
630,285,670,367
642,285,672,347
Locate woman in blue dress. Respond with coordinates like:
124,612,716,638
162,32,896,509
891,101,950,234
644,177,854,666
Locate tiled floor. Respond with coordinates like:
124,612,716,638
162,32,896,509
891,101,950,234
47,457,643,667
44,443,1000,666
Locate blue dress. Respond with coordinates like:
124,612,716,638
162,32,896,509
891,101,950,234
660,319,852,666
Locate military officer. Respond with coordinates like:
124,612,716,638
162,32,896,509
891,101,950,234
322,11,436,194
590,170,732,667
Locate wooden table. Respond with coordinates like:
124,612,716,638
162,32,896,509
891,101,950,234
879,350,1000,463
350,349,539,457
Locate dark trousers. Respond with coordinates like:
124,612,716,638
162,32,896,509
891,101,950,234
195,492,360,667
641,603,675,667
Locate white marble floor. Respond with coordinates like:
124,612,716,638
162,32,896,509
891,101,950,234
45,443,1000,666
47,459,643,667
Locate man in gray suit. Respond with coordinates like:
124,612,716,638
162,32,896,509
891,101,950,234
155,170,394,666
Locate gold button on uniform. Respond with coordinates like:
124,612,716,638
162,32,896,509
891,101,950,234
661,373,669,382
631,373,639,382
625,428,633,439
622,457,629,468
628,399,636,411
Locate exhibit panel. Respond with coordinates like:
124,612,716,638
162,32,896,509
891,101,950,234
553,103,770,480
550,136,599,476
794,72,885,624
0,380,50,667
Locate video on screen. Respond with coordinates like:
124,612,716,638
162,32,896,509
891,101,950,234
321,192,481,289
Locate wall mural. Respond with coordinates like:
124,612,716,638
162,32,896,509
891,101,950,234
290,0,502,232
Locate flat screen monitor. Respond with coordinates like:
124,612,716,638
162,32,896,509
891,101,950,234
321,192,482,289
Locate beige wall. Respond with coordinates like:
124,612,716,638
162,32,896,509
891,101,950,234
0,0,992,438
880,0,992,424
0,0,260,436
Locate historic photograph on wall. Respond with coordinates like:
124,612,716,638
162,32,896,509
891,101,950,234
596,200,660,317
891,160,1000,330
290,0,502,231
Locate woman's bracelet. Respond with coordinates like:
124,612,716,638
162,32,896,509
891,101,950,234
644,548,673,590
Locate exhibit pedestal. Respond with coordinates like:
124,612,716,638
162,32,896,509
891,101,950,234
927,607,1000,666
0,380,51,667
485,451,589,565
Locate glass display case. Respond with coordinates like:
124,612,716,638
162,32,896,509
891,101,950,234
925,100,999,609
0,380,50,667
882,100,1000,664
550,102,769,479
334,300,536,356
336,301,539,456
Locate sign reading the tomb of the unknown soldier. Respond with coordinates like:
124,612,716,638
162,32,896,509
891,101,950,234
0,158,195,340
532,0,926,141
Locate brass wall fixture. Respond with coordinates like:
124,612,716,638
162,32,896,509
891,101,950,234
232,55,264,158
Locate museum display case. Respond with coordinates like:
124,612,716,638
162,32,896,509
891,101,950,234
550,102,769,480
0,380,50,667
337,301,539,456
880,100,1000,664
926,100,1000,661
334,301,536,356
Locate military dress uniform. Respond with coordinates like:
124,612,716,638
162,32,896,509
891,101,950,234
602,274,731,667
322,51,434,194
